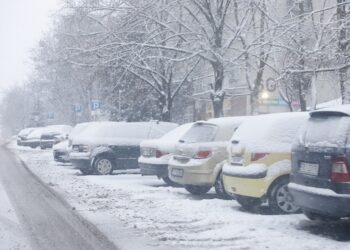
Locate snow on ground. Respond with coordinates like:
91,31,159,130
9,142,350,250
0,176,31,250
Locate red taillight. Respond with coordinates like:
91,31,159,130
195,150,211,159
251,153,269,162
156,150,169,158
331,157,350,182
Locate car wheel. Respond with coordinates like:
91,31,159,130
214,172,231,199
93,156,114,175
184,185,211,195
303,210,340,222
162,177,178,186
80,168,93,175
269,178,300,214
235,195,261,210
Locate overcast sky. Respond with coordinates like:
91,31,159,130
0,0,60,96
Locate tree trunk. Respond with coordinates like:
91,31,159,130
310,72,318,110
249,88,260,115
298,78,307,111
339,68,350,104
210,61,225,118
159,93,172,122
337,0,350,104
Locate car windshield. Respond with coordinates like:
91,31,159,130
180,124,217,143
303,116,350,148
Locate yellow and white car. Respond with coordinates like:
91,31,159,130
168,117,247,197
222,112,308,213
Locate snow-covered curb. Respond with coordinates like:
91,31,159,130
9,142,350,250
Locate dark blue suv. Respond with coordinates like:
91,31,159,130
289,105,350,220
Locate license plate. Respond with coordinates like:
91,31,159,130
142,148,154,157
171,168,184,177
231,156,244,165
299,162,319,176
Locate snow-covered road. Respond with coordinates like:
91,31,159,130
0,173,31,250
0,147,117,250
9,143,350,250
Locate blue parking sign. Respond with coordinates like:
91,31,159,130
47,112,54,119
91,100,102,111
73,104,82,113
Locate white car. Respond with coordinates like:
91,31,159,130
168,117,248,197
17,127,35,146
139,123,193,185
53,122,98,163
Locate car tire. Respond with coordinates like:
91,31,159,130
303,210,340,222
184,185,211,195
214,172,231,199
268,177,300,214
162,177,178,186
80,168,93,175
235,195,261,210
93,156,114,175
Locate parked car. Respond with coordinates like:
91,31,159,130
139,123,193,185
40,125,72,149
168,117,247,197
70,121,178,175
22,127,45,148
17,127,35,146
289,105,350,220
53,122,96,163
222,112,308,214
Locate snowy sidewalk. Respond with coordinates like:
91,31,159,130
10,143,350,250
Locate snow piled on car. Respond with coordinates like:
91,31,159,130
73,121,178,146
140,123,193,152
231,112,308,153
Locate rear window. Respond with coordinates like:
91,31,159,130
232,112,308,152
180,124,217,143
303,116,350,148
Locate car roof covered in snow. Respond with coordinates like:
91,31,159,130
69,122,99,140
231,112,308,153
310,104,350,117
18,127,35,136
140,123,193,151
27,125,72,139
73,121,178,146
198,116,249,141
41,125,73,135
